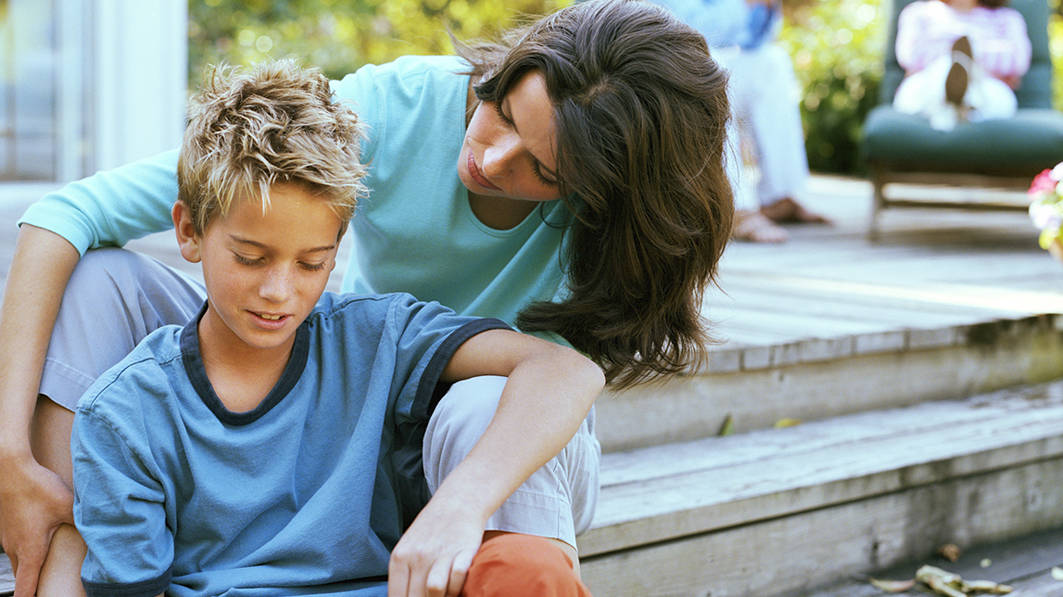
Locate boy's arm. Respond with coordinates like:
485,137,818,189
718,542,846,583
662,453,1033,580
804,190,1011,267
73,407,173,597
387,329,604,597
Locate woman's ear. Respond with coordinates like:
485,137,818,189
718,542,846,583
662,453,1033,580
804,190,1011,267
172,201,202,263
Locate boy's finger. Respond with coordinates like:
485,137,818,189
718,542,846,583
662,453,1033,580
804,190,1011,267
446,549,476,597
387,560,410,597
424,557,453,597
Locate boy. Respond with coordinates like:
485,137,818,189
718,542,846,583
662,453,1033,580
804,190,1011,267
69,60,602,596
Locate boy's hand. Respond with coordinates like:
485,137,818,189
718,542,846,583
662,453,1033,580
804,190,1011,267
387,493,484,597
0,456,75,597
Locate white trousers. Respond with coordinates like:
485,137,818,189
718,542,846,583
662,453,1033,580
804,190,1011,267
40,248,600,548
716,43,810,211
894,54,1017,131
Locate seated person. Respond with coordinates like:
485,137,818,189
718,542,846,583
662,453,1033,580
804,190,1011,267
654,0,828,243
893,0,1031,131
69,60,603,597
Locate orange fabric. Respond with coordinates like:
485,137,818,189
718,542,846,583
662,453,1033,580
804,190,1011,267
461,534,592,597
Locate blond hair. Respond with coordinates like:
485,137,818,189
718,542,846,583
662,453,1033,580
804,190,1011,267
178,59,367,236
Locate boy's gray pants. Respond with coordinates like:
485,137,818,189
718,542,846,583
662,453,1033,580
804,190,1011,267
41,248,599,548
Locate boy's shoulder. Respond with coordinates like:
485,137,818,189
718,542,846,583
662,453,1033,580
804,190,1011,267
307,291,433,331
77,324,184,419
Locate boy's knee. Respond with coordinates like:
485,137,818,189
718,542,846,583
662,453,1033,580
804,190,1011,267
462,534,591,597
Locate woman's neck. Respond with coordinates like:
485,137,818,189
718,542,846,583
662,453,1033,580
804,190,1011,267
467,192,539,230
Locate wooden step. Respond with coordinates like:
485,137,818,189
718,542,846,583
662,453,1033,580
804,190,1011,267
0,554,10,596
580,380,1063,596
597,312,1063,452
810,524,1063,596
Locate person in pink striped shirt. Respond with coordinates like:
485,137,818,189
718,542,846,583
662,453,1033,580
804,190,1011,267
892,0,1031,130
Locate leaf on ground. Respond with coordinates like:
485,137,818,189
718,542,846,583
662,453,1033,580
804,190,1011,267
1052,566,1063,581
774,417,802,428
870,577,916,593
718,414,734,436
938,543,961,562
979,559,992,569
962,579,1012,594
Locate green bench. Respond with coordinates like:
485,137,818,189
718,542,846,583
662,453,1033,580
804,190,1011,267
861,0,1063,237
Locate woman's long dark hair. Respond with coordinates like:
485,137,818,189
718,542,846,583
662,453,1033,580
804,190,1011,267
456,0,734,388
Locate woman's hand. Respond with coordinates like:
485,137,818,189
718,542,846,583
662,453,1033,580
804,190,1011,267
387,491,486,597
0,454,75,597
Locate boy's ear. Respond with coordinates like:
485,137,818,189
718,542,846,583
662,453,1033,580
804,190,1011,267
172,201,202,263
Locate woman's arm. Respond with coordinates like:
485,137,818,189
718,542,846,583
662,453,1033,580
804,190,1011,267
975,8,1031,83
0,225,81,597
387,329,604,597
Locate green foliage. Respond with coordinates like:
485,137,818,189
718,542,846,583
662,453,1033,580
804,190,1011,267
778,0,886,174
1051,0,1063,110
189,0,571,84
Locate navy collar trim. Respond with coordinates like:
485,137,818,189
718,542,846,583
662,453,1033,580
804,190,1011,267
179,302,310,426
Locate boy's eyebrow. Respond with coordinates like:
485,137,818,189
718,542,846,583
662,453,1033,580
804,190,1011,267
229,235,336,253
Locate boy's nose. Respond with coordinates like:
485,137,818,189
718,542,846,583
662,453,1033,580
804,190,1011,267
259,266,293,302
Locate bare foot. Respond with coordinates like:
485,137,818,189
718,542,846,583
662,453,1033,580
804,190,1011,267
733,209,788,243
760,197,832,224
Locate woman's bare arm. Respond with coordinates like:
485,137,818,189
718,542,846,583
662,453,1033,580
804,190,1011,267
0,224,81,597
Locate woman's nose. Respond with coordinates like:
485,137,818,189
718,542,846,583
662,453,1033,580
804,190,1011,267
483,133,521,177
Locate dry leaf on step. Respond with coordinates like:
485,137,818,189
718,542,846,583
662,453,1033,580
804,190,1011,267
869,577,915,593
938,543,961,562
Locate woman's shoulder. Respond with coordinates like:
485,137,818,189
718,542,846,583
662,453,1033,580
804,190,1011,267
332,55,470,103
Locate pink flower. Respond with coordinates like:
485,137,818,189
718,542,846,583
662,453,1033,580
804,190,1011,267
1029,168,1056,196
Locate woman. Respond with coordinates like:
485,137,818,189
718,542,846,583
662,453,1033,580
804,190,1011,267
0,0,733,594
893,0,1031,131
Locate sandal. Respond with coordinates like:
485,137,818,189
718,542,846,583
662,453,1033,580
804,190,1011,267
733,209,789,243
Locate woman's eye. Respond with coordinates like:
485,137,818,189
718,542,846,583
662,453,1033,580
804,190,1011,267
494,102,513,125
533,164,558,186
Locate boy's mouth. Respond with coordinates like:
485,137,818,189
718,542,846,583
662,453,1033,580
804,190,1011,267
249,310,289,326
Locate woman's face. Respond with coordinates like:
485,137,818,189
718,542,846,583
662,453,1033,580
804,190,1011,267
458,70,563,202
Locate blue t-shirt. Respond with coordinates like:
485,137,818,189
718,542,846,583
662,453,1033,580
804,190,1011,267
71,292,508,597
20,55,573,335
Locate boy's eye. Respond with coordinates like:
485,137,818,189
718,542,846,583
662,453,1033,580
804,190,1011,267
299,261,327,272
234,253,263,266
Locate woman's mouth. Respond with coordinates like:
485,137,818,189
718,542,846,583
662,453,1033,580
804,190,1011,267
467,151,501,191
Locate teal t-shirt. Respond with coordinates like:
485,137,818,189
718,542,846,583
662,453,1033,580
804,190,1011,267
20,55,573,332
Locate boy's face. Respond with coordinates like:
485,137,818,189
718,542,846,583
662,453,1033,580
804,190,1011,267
174,182,342,359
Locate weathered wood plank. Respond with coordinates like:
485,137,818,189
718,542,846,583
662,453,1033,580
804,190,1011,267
596,323,1063,452
807,524,1063,596
583,383,1063,557
581,459,1063,597
0,553,12,596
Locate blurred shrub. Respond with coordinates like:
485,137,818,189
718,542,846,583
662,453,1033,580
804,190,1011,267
1051,0,1063,110
779,0,886,175
189,0,570,84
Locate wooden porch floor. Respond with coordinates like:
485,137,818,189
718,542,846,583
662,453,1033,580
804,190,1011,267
3,174,1060,343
